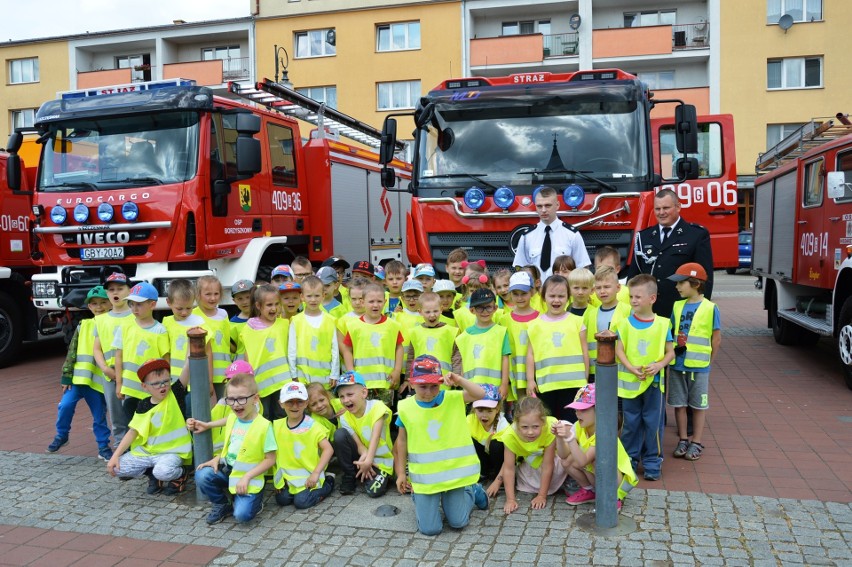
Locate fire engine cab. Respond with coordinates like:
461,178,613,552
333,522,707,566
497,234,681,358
752,114,852,389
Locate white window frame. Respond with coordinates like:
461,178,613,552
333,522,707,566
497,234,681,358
377,21,421,52
637,70,675,90
377,80,421,111
767,0,822,24
766,123,806,150
624,10,676,28
295,29,336,58
767,56,822,90
9,57,39,84
11,108,36,130
296,85,337,110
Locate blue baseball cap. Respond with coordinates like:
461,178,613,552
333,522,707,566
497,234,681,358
508,271,533,292
413,264,436,278
126,282,158,303
473,384,501,408
335,370,366,393
271,265,293,278
401,279,424,293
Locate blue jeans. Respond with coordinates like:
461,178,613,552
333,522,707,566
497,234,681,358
275,478,334,509
195,465,264,523
411,485,474,536
55,385,111,447
621,383,665,474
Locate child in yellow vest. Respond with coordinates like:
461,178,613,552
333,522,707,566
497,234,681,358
526,275,588,422
382,260,406,316
394,356,489,536
190,374,276,524
229,279,254,354
555,384,638,510
433,279,459,327
454,262,501,329
412,263,436,293
162,279,212,393
316,266,348,320
591,246,630,307
615,274,675,482
106,358,191,496
306,381,345,439
568,267,595,318
337,277,370,336
467,384,510,498
238,283,292,420
272,382,335,508
114,282,170,418
455,288,510,401
207,360,255,454
492,268,513,311
405,292,459,394
278,281,303,322
331,370,394,497
193,275,232,397
518,265,546,314
501,272,540,403
288,276,340,388
584,266,631,381
397,279,425,390
48,285,113,460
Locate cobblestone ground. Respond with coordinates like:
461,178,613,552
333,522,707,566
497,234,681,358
2,451,851,566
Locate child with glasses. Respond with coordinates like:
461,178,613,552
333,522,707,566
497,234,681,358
455,288,511,401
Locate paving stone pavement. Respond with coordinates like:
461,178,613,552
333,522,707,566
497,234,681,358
2,451,851,566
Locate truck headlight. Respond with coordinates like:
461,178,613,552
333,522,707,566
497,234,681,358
32,281,57,298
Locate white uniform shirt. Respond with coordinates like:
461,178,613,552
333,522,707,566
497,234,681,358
512,220,591,280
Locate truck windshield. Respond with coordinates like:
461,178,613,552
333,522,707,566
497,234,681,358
417,96,648,193
38,112,200,191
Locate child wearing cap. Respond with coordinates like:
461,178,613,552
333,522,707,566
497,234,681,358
106,358,192,495
396,279,425,392
351,260,376,282
467,384,510,498
554,384,638,509
229,279,255,351
518,265,546,314
501,271,540,404
615,274,675,481
190,374,276,524
114,282,170,418
455,288,511,401
278,281,303,320
321,256,351,310
405,292,459,394
331,370,394,497
193,275,231,397
288,276,340,388
208,360,255,453
413,263,436,293
270,265,294,286
272,381,335,509
48,285,113,460
395,355,488,536
383,260,407,315
668,262,721,462
433,280,459,327
584,266,630,381
94,272,133,445
316,266,347,320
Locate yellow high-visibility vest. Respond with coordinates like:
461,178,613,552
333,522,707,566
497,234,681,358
117,322,169,399
239,318,291,398
347,317,401,390
291,312,337,384
339,400,394,474
193,307,232,384
72,319,107,393
501,312,539,398
128,389,192,464
671,299,716,369
272,415,328,494
584,302,630,373
498,415,558,469
527,314,587,392
616,316,670,399
455,325,507,389
220,412,273,495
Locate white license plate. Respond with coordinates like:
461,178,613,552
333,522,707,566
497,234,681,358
81,247,124,261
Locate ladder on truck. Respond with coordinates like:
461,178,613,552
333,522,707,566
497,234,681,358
229,79,405,151
756,113,852,174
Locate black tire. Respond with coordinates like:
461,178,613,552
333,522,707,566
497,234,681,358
0,292,23,368
836,297,852,390
769,286,801,346
256,249,295,283
726,267,737,275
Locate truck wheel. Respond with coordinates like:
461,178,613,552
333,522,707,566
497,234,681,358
0,293,23,368
836,297,852,390
726,268,737,275
769,286,800,346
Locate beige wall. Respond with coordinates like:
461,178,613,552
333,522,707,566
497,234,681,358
1,40,68,136
256,0,452,18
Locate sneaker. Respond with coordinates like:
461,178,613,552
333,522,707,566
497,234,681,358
206,503,233,525
366,471,390,496
673,439,690,458
684,442,704,461
643,470,661,481
161,470,188,496
339,474,356,495
472,483,489,510
563,477,581,495
97,445,114,461
617,499,623,512
565,487,596,505
320,473,335,502
47,436,68,453
145,470,162,495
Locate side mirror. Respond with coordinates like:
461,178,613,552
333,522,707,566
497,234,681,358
675,157,699,180
235,113,261,135
6,131,22,152
379,118,397,165
675,104,698,154
381,166,397,189
827,171,849,199
236,137,261,175
6,154,21,191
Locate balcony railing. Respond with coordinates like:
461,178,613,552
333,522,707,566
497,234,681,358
220,56,250,81
672,22,709,50
543,33,579,58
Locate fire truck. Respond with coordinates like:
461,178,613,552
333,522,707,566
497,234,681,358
7,78,410,321
752,114,852,389
378,69,738,273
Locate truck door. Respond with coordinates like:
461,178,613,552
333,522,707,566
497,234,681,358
797,157,829,288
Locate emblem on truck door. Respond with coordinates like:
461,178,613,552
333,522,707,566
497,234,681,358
239,184,252,212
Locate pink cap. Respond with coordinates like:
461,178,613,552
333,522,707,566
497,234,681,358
566,383,596,410
226,360,254,380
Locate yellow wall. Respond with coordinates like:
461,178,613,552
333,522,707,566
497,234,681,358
0,41,68,137
720,3,851,176
255,2,462,143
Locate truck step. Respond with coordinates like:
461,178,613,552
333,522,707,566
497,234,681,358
777,309,833,336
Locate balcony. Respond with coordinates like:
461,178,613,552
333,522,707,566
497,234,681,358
544,33,579,58
76,57,250,90
593,22,709,59
470,34,545,67
672,22,710,50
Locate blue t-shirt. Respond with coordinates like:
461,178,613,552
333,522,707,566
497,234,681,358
671,300,721,373
395,390,446,428
617,314,673,383
230,314,249,324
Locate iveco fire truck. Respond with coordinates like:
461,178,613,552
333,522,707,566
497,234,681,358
752,114,852,389
379,69,737,273
8,78,410,322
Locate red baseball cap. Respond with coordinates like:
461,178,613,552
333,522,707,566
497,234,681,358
667,263,708,282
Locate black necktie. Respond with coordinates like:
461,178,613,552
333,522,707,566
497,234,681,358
540,225,552,272
662,226,671,243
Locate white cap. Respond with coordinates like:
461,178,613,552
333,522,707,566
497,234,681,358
432,279,456,294
401,279,424,293
508,271,533,292
279,381,308,402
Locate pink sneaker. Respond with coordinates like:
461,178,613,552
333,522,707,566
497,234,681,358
565,487,596,505
617,499,623,512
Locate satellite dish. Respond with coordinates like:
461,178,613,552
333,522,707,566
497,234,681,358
695,18,707,32
326,29,336,45
778,14,794,31
569,14,582,31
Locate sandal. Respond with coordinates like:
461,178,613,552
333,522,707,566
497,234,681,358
673,439,690,458
684,442,704,461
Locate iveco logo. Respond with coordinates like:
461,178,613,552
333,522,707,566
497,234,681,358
75,232,131,245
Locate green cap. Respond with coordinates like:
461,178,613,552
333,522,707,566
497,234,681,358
86,285,108,303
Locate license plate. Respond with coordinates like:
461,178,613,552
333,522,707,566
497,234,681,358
81,247,124,261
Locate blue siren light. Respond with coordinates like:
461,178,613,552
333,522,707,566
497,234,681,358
50,205,67,225
563,184,585,208
493,186,515,209
122,201,139,222
97,202,114,222
73,203,89,224
463,186,486,211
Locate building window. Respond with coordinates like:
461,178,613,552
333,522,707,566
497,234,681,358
502,20,550,36
767,56,822,89
296,86,337,109
637,71,675,90
377,80,421,111
295,29,336,58
11,109,35,130
624,10,676,27
766,123,806,149
9,58,39,84
116,54,151,82
767,0,822,24
202,45,245,80
377,22,420,52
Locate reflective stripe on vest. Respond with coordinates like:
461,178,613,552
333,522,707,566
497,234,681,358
527,315,586,392
348,317,401,390
671,299,715,369
340,400,394,474
585,302,629,373
128,391,192,462
616,316,669,399
502,315,534,391
221,412,272,495
272,417,327,493
72,320,107,393
240,319,291,398
194,308,232,383
292,312,337,383
455,325,507,388
498,415,558,470
408,324,456,375
94,311,132,368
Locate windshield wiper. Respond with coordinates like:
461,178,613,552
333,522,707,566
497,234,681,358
108,177,164,186
519,169,617,193
422,173,499,191
41,181,98,191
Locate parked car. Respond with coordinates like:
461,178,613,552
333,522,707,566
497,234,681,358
727,230,752,274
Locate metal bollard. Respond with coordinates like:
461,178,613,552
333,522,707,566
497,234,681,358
593,329,618,529
187,327,212,500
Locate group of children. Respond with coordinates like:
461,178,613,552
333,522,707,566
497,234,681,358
48,245,720,534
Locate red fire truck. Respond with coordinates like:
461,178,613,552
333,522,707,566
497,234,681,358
8,78,410,320
379,70,737,272
752,115,852,389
